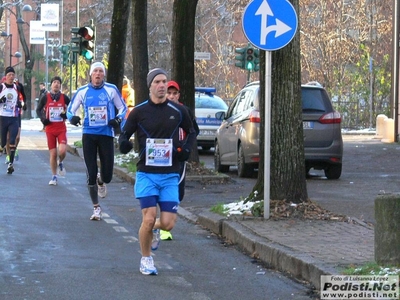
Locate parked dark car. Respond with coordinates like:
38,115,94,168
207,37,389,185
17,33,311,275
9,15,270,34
214,81,343,179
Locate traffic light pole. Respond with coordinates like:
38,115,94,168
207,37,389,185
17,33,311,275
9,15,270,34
59,0,63,76
69,51,73,98
45,31,48,88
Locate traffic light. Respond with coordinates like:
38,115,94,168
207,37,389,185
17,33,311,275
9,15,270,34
70,19,96,61
235,47,246,69
254,48,260,72
59,44,70,67
78,24,95,60
245,46,255,71
70,27,82,56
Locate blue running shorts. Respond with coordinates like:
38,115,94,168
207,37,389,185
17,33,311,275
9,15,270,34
135,172,180,212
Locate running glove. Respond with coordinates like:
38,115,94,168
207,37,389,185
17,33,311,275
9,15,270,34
118,131,133,154
176,145,191,162
41,118,51,126
60,112,67,119
119,140,133,154
70,116,81,126
108,117,122,129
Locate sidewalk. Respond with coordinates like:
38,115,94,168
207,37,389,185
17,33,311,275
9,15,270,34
66,142,375,291
193,211,374,290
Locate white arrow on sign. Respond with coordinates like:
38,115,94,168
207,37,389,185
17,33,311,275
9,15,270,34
255,0,292,45
255,0,274,46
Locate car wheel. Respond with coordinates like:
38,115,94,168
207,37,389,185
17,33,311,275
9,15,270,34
214,141,229,173
324,164,342,180
237,144,254,178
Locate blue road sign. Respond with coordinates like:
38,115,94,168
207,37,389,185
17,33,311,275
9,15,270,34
242,0,298,51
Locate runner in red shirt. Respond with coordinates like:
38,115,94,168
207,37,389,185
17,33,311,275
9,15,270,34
36,76,71,185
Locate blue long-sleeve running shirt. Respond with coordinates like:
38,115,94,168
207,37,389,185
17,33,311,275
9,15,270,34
67,81,127,137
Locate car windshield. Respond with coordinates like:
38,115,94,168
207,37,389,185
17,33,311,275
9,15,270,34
195,96,228,110
301,88,328,112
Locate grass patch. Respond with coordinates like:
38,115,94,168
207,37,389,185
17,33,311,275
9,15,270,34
343,262,400,276
118,160,137,173
115,152,139,173
210,203,228,216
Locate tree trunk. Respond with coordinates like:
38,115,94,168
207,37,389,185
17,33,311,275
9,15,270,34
171,0,199,162
108,0,130,90
131,0,149,106
251,0,307,204
16,4,34,119
270,0,307,203
130,0,149,151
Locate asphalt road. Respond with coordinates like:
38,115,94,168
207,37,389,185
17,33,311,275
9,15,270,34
307,134,400,224
197,134,396,224
0,123,315,300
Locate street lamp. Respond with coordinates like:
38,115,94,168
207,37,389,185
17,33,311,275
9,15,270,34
1,32,22,66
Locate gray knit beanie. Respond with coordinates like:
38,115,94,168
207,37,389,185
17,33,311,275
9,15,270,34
146,68,167,88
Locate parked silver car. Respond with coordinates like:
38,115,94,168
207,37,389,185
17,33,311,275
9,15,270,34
214,81,343,179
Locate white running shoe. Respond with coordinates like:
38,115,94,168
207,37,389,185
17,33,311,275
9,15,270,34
6,163,14,174
90,206,102,221
49,176,57,186
98,183,107,198
151,229,161,251
140,256,158,275
58,161,66,176
97,174,107,198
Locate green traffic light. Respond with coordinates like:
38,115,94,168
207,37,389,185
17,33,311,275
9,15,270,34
246,61,254,71
82,50,94,60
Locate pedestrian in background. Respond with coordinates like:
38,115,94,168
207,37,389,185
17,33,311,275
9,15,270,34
118,68,196,275
67,62,127,221
38,82,47,132
36,76,70,186
159,80,199,240
121,76,135,129
0,67,25,174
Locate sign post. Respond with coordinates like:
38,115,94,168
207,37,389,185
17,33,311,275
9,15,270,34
242,0,298,219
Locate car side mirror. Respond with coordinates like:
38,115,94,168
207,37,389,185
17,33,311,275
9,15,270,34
215,111,225,120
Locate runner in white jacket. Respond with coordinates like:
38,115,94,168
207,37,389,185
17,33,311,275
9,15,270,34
67,61,127,220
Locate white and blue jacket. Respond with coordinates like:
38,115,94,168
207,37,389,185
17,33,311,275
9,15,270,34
67,81,127,137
